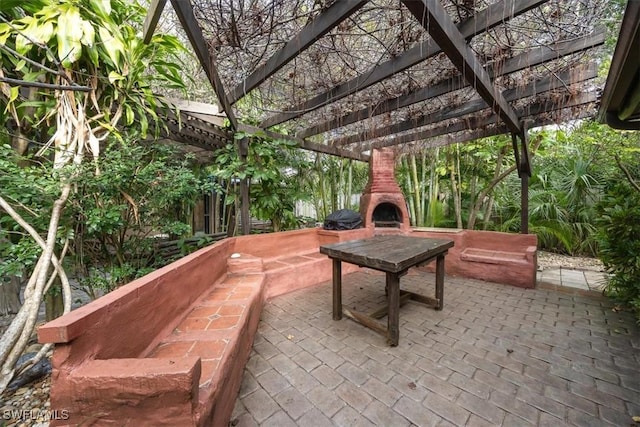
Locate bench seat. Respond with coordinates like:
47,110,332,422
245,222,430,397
460,248,529,265
147,272,266,426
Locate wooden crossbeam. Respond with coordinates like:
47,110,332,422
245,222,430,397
402,0,522,136
229,0,368,104
237,124,369,162
142,0,167,43
333,63,597,146
260,0,546,128
170,0,238,130
400,106,595,151
367,91,597,151
299,30,605,139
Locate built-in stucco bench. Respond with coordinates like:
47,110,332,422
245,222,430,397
38,227,370,426
460,247,535,265
233,227,369,298
411,228,538,288
38,238,267,426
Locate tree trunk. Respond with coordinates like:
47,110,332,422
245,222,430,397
0,226,22,315
410,154,422,226
45,280,64,321
448,147,463,228
427,148,440,227
466,136,543,230
0,275,22,316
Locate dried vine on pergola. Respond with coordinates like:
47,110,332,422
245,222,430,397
146,0,608,162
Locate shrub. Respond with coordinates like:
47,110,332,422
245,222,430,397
595,183,640,321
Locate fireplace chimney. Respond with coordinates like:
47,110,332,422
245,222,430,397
359,148,411,233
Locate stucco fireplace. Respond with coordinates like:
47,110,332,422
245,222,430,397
359,148,410,232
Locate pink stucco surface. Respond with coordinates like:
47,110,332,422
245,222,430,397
38,226,536,425
411,228,537,288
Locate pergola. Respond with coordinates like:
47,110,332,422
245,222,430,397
144,0,607,234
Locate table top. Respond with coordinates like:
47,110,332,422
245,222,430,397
320,235,454,273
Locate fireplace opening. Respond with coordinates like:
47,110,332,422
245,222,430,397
372,202,402,228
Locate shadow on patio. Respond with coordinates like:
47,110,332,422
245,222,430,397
232,271,640,426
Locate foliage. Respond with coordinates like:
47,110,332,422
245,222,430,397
306,154,368,221
0,143,67,278
0,0,189,392
595,183,640,321
210,132,313,232
70,139,208,292
0,0,187,153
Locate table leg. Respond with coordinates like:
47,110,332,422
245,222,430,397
332,259,342,320
386,272,400,346
435,254,445,310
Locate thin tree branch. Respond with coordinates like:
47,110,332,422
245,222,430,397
614,154,640,192
0,77,92,92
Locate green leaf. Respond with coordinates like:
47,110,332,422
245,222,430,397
14,59,26,72
108,71,124,84
80,20,95,47
4,86,20,113
57,6,83,66
124,104,134,125
98,26,123,69
140,114,149,138
89,0,112,19
87,41,99,66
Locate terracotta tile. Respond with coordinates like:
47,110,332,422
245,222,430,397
199,360,221,386
188,306,220,318
189,340,227,360
278,256,311,265
265,261,288,271
207,315,241,330
178,317,211,331
228,292,252,301
218,305,245,316
223,275,246,285
148,341,194,358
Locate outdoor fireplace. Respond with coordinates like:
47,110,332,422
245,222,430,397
360,148,410,232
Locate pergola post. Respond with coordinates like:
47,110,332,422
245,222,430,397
518,130,531,234
238,137,251,235
520,171,529,235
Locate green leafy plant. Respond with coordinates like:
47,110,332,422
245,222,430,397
595,183,640,321
210,133,312,232
70,140,209,291
0,0,188,392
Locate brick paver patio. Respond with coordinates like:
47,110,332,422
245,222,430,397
231,270,640,426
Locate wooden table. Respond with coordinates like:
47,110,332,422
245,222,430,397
320,235,454,346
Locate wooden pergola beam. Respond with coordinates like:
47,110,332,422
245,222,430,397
368,91,597,151
333,63,597,147
142,0,167,43
169,0,238,130
237,124,369,162
399,107,594,151
260,0,546,128
229,0,368,104
402,0,522,136
299,30,604,139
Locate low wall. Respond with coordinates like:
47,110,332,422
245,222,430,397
411,228,537,288
39,239,235,425
232,227,371,299
38,226,536,425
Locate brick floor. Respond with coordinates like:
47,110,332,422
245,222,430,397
231,270,640,426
